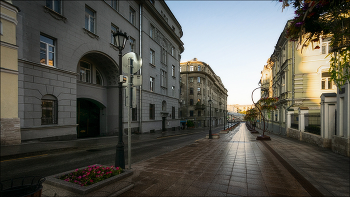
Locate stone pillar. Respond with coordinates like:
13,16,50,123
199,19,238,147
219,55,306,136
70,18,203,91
298,107,309,132
320,93,337,139
286,109,294,129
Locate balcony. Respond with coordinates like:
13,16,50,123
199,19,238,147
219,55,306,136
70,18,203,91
195,103,206,110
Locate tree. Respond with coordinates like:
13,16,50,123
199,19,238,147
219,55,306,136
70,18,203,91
280,0,350,87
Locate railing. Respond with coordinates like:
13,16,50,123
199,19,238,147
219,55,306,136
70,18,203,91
305,113,321,135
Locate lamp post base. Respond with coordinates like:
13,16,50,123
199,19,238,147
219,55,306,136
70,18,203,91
256,135,271,140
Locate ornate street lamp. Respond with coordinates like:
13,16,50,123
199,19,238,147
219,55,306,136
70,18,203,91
208,99,213,139
113,30,128,169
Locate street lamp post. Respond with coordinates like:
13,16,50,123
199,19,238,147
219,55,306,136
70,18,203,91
113,30,128,169
208,100,213,139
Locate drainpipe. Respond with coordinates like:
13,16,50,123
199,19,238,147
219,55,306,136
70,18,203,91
286,41,295,133
139,3,142,133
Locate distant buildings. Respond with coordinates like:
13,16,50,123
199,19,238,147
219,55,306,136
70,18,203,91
227,104,254,113
179,58,228,128
0,0,184,145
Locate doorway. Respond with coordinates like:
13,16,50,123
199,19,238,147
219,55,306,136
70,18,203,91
77,98,100,138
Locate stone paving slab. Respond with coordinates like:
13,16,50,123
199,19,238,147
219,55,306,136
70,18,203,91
258,130,350,197
120,124,311,197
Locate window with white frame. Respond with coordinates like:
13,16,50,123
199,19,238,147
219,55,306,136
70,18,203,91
321,71,333,89
322,38,332,54
85,6,95,33
172,86,175,97
161,47,167,64
190,66,193,71
79,61,91,83
111,24,118,45
150,24,155,39
40,34,55,67
171,47,175,56
172,65,175,77
46,0,62,14
197,87,201,94
107,0,117,10
129,37,135,52
150,77,154,91
197,77,200,83
129,7,136,26
161,70,167,87
150,49,155,65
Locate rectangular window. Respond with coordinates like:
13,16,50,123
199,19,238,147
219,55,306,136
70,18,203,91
149,104,155,120
161,48,167,64
129,7,136,25
85,6,95,33
172,107,175,119
80,61,91,83
111,24,118,45
190,99,194,105
198,110,201,117
150,49,155,65
42,100,57,125
172,65,175,77
161,70,167,87
190,66,193,71
322,39,332,54
189,77,193,83
150,77,154,91
190,110,194,117
171,47,175,56
197,77,201,83
46,0,62,14
198,66,201,71
129,37,135,52
190,88,193,95
197,87,201,94
40,35,55,67
150,24,155,39
107,0,117,10
172,86,175,97
321,72,333,89
132,107,137,121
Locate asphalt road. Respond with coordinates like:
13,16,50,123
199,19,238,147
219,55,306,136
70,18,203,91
0,126,227,181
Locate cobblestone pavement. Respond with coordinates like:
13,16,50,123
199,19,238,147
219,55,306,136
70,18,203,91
121,123,312,196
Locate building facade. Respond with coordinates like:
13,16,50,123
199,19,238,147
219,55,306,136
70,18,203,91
1,0,184,145
0,0,20,145
180,58,228,128
227,104,254,114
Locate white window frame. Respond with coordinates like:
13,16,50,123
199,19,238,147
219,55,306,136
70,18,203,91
190,66,193,71
321,38,332,54
172,65,175,77
85,6,96,33
161,70,167,87
321,71,334,90
150,49,155,65
150,77,154,91
79,61,92,83
111,24,118,45
46,0,62,14
130,37,135,52
129,7,136,26
40,34,56,67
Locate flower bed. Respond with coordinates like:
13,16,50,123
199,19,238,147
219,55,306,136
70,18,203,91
43,164,133,196
59,165,123,186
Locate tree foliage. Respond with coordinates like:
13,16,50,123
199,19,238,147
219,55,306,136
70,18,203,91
280,0,350,86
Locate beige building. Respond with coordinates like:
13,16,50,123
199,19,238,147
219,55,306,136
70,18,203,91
180,58,228,128
227,104,254,113
0,0,20,145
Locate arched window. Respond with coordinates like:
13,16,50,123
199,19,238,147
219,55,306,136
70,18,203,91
96,69,103,85
41,94,58,125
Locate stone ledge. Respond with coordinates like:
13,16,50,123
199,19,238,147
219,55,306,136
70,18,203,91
44,164,133,196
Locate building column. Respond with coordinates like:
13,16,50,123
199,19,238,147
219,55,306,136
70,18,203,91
298,107,309,132
286,109,294,129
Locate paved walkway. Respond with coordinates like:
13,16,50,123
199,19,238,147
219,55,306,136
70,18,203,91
260,130,350,196
120,124,312,196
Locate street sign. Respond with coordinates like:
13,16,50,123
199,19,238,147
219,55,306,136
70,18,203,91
122,52,142,75
133,75,142,86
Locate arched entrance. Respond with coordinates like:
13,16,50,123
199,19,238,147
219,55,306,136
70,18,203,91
76,51,119,138
77,98,101,138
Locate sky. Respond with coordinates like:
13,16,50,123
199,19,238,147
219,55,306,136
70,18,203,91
166,1,295,105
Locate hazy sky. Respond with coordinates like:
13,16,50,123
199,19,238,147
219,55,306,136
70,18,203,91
166,1,295,105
